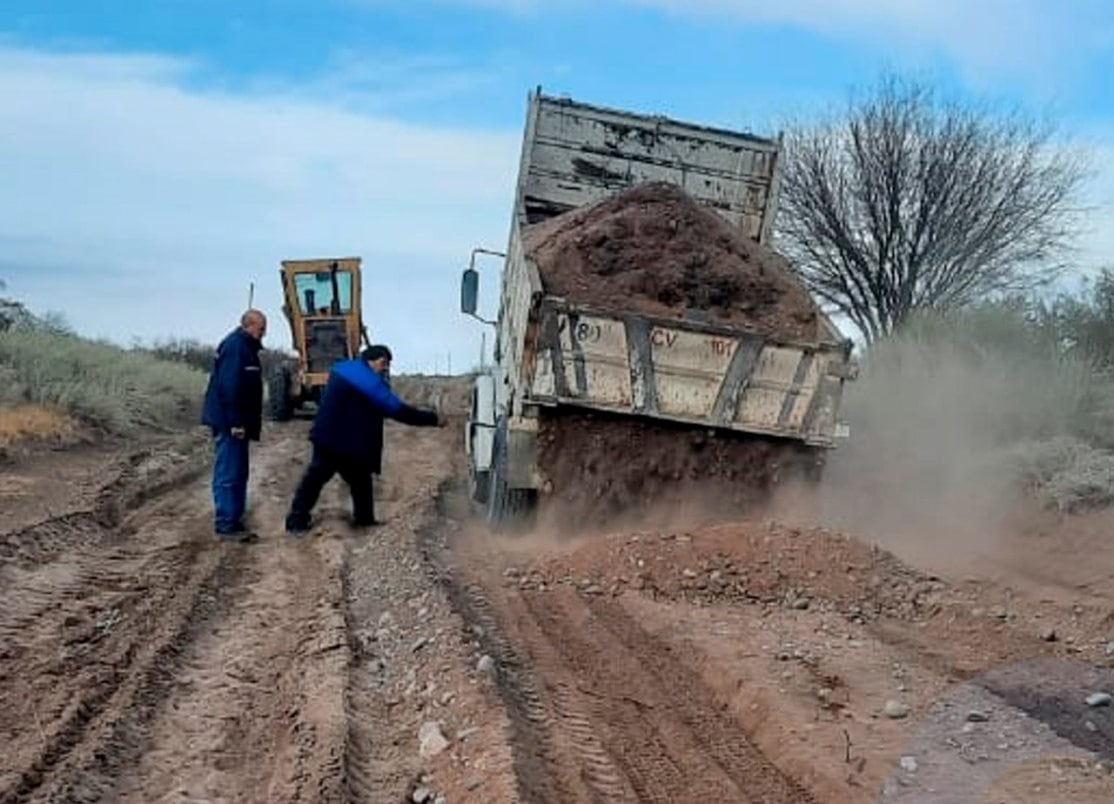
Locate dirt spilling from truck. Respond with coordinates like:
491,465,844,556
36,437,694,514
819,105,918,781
537,409,822,530
524,181,823,342
524,182,829,529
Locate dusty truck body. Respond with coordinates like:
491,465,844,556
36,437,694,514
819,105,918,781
461,90,853,522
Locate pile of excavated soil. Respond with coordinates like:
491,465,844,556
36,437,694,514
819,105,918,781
516,517,937,620
524,182,822,341
537,410,822,530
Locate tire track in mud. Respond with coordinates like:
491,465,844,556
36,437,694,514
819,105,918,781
432,485,815,803
432,569,599,803
0,436,208,569
106,430,354,803
341,552,378,804
0,429,353,803
418,486,621,803
0,507,241,803
112,535,352,802
5,405,514,802
523,590,733,803
586,596,817,803
523,590,814,804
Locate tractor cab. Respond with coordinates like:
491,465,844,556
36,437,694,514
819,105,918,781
270,257,368,420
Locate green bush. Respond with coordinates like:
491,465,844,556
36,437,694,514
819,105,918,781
0,329,205,434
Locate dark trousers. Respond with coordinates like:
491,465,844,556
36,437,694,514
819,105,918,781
288,445,375,527
212,431,249,533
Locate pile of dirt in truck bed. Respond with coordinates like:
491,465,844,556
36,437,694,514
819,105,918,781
524,182,822,341
537,410,822,530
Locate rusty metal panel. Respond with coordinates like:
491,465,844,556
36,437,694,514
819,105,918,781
523,303,849,446
649,325,740,419
736,346,805,429
778,351,823,431
564,312,632,407
520,92,780,242
534,308,632,408
526,143,770,238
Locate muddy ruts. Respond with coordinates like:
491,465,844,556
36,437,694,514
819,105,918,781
419,484,626,803
0,521,241,804
341,542,379,804
422,480,816,803
425,559,572,800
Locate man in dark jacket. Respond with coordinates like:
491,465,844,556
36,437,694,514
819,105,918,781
285,344,440,534
202,309,267,543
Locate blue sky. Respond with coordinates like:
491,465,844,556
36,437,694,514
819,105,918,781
2,1,1113,371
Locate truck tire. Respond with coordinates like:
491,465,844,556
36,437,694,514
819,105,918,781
267,364,295,422
485,419,535,530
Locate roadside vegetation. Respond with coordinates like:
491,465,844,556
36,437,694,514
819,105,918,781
776,73,1111,515
0,294,205,443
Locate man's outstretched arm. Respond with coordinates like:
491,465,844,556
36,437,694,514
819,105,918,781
336,362,440,427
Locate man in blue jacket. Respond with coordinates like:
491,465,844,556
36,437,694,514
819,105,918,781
202,309,267,543
285,344,440,534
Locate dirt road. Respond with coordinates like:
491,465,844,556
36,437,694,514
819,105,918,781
0,421,513,804
3,402,1114,802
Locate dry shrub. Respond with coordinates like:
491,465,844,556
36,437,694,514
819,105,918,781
0,330,204,434
0,404,76,448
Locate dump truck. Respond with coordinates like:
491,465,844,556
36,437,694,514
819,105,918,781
460,90,854,524
269,257,370,420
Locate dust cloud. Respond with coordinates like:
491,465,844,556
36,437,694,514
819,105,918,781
770,315,1096,571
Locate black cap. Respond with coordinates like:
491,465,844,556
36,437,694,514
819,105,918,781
361,344,393,362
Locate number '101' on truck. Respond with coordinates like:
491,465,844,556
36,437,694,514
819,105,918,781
460,89,856,524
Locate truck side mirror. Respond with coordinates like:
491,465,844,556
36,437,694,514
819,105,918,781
461,268,479,316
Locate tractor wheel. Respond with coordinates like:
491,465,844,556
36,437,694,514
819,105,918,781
267,364,295,422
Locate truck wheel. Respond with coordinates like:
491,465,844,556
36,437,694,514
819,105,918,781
267,365,295,422
485,426,510,525
485,420,536,530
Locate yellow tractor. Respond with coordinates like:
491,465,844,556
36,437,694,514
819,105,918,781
268,257,370,421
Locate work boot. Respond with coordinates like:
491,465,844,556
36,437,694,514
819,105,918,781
216,529,258,544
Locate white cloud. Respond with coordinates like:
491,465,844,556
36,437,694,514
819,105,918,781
0,44,519,372
385,0,1111,86
635,0,1113,83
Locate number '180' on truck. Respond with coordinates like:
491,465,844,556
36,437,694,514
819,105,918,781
460,89,855,525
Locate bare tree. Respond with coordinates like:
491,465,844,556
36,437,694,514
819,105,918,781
776,76,1088,342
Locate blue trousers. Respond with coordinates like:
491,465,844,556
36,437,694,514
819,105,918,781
212,431,250,534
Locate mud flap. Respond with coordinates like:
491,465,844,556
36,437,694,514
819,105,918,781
505,419,540,490
486,418,536,530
